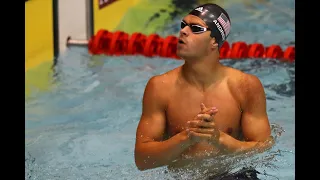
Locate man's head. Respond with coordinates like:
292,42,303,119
176,3,231,61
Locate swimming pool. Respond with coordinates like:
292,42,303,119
25,0,294,179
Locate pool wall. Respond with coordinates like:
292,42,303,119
25,0,142,97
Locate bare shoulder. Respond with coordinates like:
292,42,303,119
144,67,179,102
225,67,265,106
226,67,264,92
146,67,178,90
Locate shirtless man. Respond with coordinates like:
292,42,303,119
134,3,273,178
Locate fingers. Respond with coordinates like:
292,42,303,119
200,103,206,111
187,130,212,138
196,113,217,122
207,108,218,116
200,105,218,116
187,130,212,142
187,130,219,144
188,119,216,128
188,128,214,134
199,114,212,121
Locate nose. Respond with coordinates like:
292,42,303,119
180,26,189,37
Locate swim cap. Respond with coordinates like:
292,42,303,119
188,3,231,48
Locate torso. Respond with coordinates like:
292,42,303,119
159,65,246,170
166,78,242,139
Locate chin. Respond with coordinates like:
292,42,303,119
177,52,195,62
176,50,187,60
176,52,183,59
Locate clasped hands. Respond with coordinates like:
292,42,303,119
186,103,220,145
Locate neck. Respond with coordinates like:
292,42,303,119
181,53,224,91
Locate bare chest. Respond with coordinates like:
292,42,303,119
166,84,242,138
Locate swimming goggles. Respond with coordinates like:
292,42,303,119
180,20,211,34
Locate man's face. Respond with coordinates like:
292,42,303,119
176,15,214,60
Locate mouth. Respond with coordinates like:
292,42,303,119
178,39,185,44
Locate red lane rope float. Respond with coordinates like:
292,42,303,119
229,42,249,59
144,34,162,57
265,45,283,59
127,32,146,55
73,29,295,62
248,43,265,58
109,31,129,56
88,29,110,54
283,46,295,62
160,35,179,59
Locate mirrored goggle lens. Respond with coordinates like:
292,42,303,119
180,21,206,33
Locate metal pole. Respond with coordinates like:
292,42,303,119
53,0,60,66
86,0,94,39
66,36,89,47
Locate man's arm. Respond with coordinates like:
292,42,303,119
218,74,273,153
134,76,192,171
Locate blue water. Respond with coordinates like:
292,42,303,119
25,0,294,179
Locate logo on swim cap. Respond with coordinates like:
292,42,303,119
195,7,203,12
217,13,231,37
213,20,226,40
212,13,231,41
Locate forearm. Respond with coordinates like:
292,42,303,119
218,131,274,154
134,131,192,170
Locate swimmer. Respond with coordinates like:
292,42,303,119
134,3,274,179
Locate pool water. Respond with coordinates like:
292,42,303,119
25,0,294,179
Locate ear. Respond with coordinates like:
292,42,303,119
211,38,219,49
212,42,218,49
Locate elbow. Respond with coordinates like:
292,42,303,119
135,159,152,171
136,164,148,171
134,150,150,171
254,136,275,152
134,158,147,171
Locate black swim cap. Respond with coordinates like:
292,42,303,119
188,3,231,48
